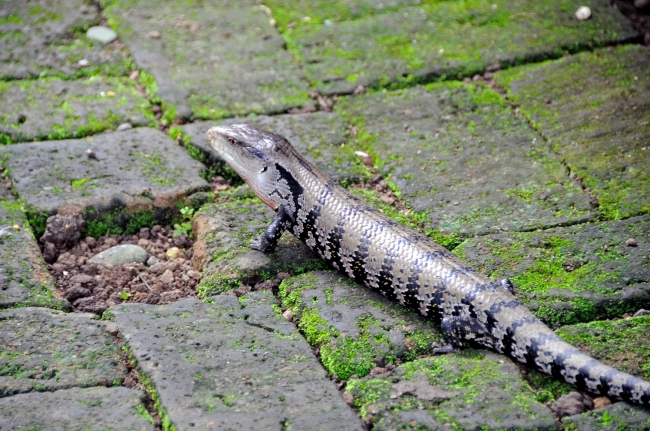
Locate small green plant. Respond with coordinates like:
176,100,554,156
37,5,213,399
121,291,132,300
173,206,195,237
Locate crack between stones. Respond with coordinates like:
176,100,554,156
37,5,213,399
487,75,603,217
115,334,164,431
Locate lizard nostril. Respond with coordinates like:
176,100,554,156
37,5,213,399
206,129,213,140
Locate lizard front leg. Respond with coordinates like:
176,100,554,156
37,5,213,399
250,206,292,252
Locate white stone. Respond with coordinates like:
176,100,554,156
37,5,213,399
86,26,118,44
575,6,591,20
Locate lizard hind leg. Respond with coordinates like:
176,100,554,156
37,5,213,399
433,315,495,354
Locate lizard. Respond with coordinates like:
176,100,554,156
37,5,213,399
206,124,650,407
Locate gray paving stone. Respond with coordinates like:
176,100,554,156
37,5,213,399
454,215,650,326
563,401,650,430
103,0,311,120
193,187,322,297
495,45,650,220
344,350,558,430
0,307,126,396
0,386,154,431
338,83,595,239
0,77,155,144
271,0,637,94
0,197,68,310
1,127,209,216
278,271,444,380
0,0,131,80
180,112,362,182
112,293,363,430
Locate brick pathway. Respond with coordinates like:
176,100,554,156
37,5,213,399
1,1,649,430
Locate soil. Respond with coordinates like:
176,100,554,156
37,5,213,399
47,225,199,314
612,0,650,47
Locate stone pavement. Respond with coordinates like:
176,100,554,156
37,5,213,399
1,0,649,430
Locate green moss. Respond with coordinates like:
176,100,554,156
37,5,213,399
495,45,650,220
273,0,628,91
122,345,176,431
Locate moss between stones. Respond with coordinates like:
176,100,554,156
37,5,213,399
122,345,176,431
278,273,441,380
455,228,646,326
272,0,630,92
346,350,546,427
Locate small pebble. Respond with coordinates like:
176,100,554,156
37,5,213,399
89,244,149,267
104,322,119,335
129,70,140,80
78,59,89,66
635,0,649,9
159,269,174,284
86,26,118,44
282,309,294,321
593,397,611,410
166,246,181,259
148,30,161,39
626,238,638,247
116,123,133,132
575,6,591,20
146,255,159,266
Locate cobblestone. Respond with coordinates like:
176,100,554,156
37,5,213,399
1,127,208,216
495,45,650,220
0,0,131,80
103,0,311,120
0,76,155,144
268,0,637,94
455,215,650,325
0,386,154,431
338,83,595,238
0,197,68,310
112,293,363,430
0,307,126,396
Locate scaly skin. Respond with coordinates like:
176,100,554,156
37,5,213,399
207,124,650,406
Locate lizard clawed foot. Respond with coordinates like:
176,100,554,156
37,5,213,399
249,236,276,252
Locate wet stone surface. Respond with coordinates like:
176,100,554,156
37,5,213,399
0,386,154,431
495,45,650,220
0,0,131,80
563,400,650,430
180,112,362,182
104,0,311,120
338,83,595,238
270,0,637,94
344,350,558,430
112,293,364,430
0,77,155,144
279,271,444,380
1,127,209,215
0,307,126,397
0,198,68,310
193,188,322,297
455,215,650,326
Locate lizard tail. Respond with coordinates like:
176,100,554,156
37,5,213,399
524,328,650,406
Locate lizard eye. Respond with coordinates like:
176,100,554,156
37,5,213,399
227,137,238,146
260,166,267,173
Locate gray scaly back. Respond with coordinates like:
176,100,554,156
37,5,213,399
207,124,650,406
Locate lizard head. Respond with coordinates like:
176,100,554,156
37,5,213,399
206,124,299,210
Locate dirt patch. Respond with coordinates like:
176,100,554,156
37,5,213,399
46,225,199,314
